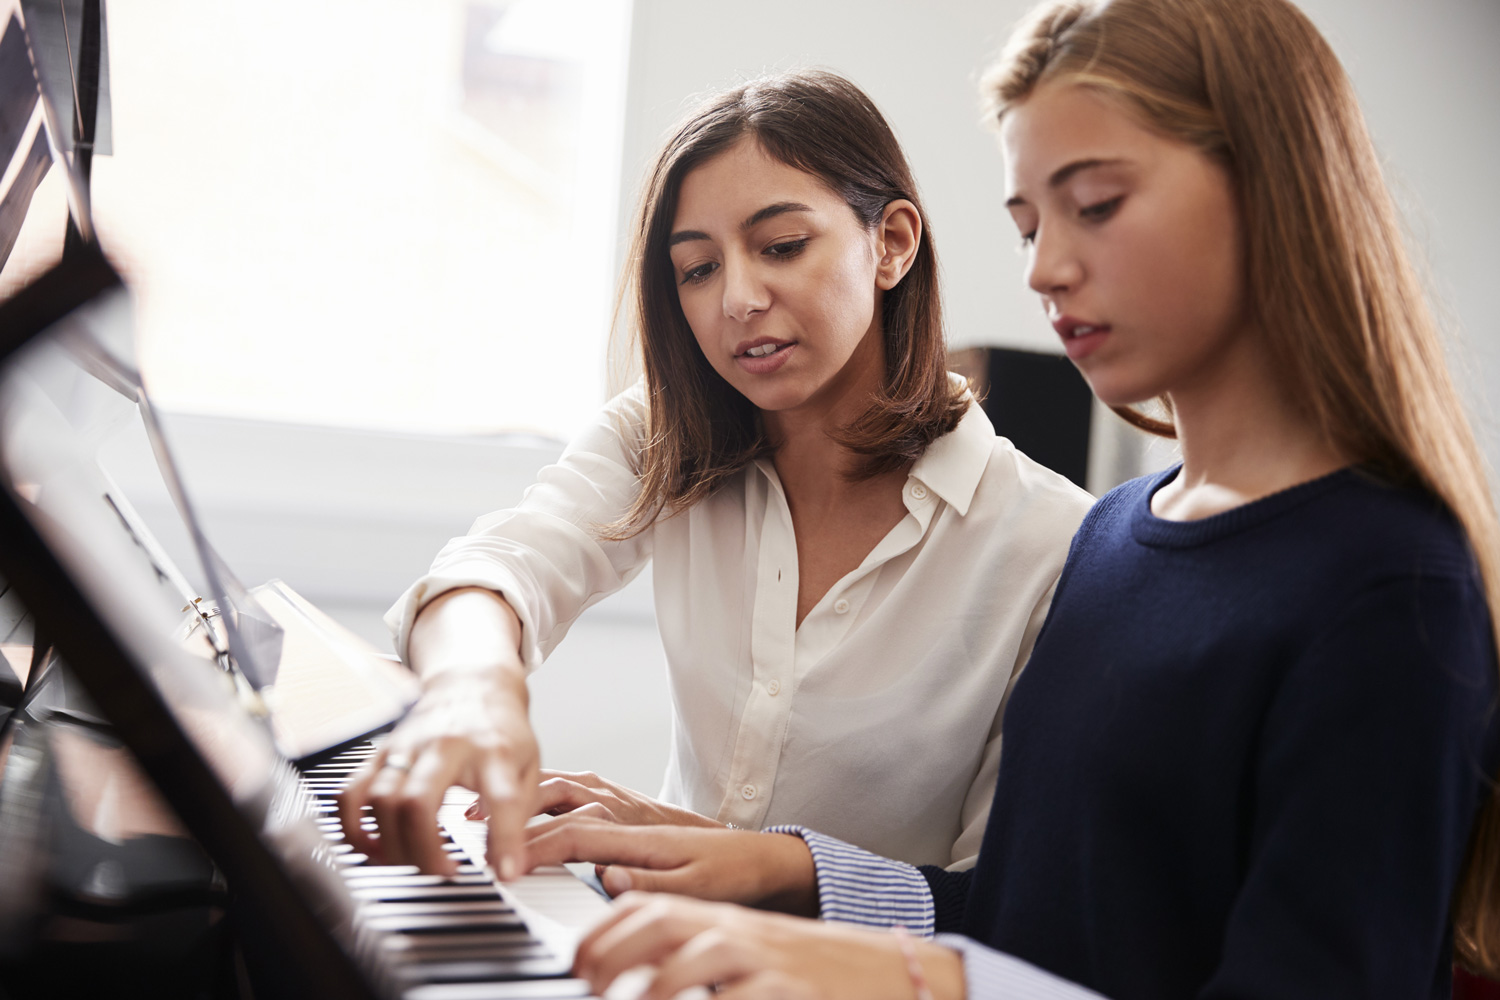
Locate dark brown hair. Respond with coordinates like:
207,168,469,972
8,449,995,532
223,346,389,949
985,0,1500,974
611,69,967,535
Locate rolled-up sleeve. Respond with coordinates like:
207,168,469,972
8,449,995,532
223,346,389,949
384,385,655,670
766,826,934,934
767,828,1106,997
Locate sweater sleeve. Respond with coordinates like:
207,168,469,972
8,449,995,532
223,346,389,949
918,865,974,934
1201,572,1497,1000
383,385,655,670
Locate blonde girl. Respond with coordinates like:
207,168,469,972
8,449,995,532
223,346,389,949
526,1,1500,997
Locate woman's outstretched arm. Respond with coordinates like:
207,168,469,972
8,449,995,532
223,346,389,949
337,586,537,878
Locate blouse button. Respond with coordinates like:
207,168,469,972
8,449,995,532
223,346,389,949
767,679,781,696
833,598,851,615
741,784,757,800
910,482,928,500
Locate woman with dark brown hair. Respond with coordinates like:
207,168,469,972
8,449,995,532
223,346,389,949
516,0,1500,996
336,70,1091,882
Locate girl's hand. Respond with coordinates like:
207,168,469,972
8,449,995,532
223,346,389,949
522,818,819,915
573,893,966,1000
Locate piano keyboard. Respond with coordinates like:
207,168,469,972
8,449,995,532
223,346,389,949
300,742,609,1000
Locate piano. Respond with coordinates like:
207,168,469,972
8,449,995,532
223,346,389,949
0,247,613,999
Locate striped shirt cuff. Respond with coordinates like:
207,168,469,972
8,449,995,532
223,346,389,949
935,934,1108,1000
765,826,934,935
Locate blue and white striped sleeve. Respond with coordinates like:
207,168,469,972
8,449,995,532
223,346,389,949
936,935,1109,999
765,826,934,936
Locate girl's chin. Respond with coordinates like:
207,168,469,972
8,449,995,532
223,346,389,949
1077,371,1166,412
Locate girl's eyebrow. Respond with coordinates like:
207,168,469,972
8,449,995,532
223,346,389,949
669,202,814,247
1005,158,1128,207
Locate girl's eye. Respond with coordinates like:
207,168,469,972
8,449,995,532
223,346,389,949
1019,231,1037,248
1079,196,1124,222
680,261,718,285
764,238,809,259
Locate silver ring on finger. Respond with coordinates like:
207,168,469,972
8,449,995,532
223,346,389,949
384,751,413,773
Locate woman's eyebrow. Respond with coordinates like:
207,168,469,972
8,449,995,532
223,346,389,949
1005,158,1128,207
669,202,815,247
742,201,813,229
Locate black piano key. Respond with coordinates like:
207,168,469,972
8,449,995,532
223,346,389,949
361,912,527,935
344,874,495,889
296,739,577,995
350,884,504,904
391,944,555,967
396,958,570,985
345,865,483,879
381,932,551,954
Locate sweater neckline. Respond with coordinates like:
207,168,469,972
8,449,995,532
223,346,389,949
1130,464,1361,549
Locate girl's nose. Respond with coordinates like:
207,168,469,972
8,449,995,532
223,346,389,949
1026,224,1084,298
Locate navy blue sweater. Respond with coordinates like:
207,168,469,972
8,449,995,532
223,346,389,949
921,467,1498,999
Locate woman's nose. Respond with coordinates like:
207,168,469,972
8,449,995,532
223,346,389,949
1026,224,1083,298
722,262,770,322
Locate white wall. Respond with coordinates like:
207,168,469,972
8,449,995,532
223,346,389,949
99,0,1500,797
618,0,1500,474
1295,0,1500,459
618,0,1044,353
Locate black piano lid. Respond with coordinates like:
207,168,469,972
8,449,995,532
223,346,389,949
0,248,390,1000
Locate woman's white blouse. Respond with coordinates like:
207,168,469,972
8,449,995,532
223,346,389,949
386,382,1092,869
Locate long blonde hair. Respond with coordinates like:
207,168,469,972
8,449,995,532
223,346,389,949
984,0,1500,974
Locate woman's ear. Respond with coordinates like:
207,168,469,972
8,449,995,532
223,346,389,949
875,199,922,291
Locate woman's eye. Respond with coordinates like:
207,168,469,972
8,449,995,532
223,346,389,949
1079,196,1124,222
680,261,718,285
1019,231,1037,248
764,238,809,259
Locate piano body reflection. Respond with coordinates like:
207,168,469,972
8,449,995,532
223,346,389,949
0,249,610,999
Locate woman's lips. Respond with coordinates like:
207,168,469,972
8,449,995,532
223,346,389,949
735,341,796,374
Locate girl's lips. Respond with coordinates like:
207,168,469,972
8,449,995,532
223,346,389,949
1061,326,1110,361
736,341,796,374
1050,316,1111,362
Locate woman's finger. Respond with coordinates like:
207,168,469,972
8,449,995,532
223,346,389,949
572,801,618,823
388,746,462,876
364,757,419,866
539,768,608,790
535,776,601,816
335,764,381,858
480,754,535,880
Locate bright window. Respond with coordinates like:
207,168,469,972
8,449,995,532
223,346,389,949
6,0,633,439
